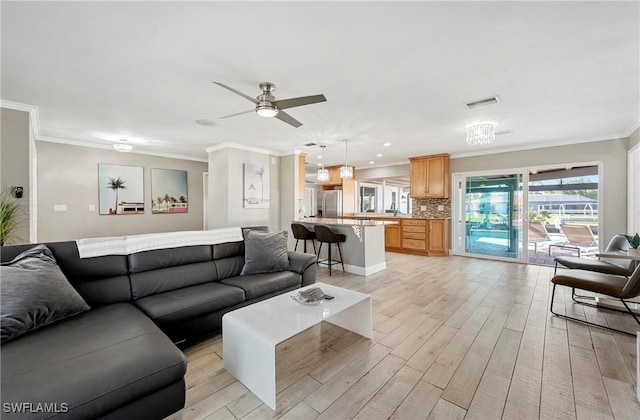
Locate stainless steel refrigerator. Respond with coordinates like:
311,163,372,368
321,190,343,218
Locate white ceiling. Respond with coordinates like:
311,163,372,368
2,1,638,169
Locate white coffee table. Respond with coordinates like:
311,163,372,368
222,282,372,410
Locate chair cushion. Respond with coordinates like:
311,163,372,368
0,303,186,419
0,245,90,343
555,256,634,276
240,230,291,275
135,282,245,324
551,269,629,298
221,271,301,300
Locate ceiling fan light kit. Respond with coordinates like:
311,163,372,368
466,122,496,145
256,104,278,118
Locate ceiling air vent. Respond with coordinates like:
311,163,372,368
465,96,500,110
304,142,317,147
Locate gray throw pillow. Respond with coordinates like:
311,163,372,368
241,230,291,275
1,245,90,343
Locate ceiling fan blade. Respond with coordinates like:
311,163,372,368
212,82,259,104
273,94,326,110
219,109,254,119
274,110,303,128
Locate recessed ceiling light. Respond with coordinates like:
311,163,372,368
376,154,383,157
317,163,322,166
383,142,391,146
317,155,322,159
369,161,375,164
195,119,215,126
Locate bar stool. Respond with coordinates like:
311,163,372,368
291,223,317,254
314,225,346,276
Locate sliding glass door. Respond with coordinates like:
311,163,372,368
454,172,525,262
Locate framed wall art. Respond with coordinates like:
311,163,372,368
243,163,270,208
98,164,144,215
151,168,188,214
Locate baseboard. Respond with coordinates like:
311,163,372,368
343,262,386,277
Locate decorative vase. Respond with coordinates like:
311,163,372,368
628,248,640,257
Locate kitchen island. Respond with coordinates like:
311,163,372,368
295,218,397,276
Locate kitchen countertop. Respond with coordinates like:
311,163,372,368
352,213,450,220
296,217,398,226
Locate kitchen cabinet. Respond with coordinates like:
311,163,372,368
298,153,306,198
409,154,450,198
322,165,350,186
384,224,402,249
427,219,450,256
383,218,450,256
402,219,426,251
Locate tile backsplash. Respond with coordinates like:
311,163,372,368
412,198,451,218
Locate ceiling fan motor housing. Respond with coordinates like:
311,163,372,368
256,82,278,116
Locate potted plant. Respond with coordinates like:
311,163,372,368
0,187,24,245
625,233,640,256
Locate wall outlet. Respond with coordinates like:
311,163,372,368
89,204,95,212
437,205,445,211
53,204,67,212
420,205,427,211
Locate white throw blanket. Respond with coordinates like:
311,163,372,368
76,227,244,258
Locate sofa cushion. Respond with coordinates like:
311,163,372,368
0,303,186,419
221,271,301,300
135,282,245,324
240,230,291,275
0,245,90,343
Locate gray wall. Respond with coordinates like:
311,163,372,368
450,138,628,247
207,147,281,231
0,108,30,244
36,141,207,242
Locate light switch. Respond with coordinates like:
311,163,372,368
437,205,445,211
420,205,427,211
53,204,67,212
89,204,95,212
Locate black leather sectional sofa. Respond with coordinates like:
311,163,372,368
0,235,317,419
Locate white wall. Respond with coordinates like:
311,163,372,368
0,108,31,244
36,141,207,242
207,146,281,231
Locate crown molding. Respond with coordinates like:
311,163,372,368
37,135,207,162
449,132,632,159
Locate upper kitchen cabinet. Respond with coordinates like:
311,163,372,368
298,153,307,198
409,153,450,198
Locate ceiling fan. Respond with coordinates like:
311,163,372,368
212,82,326,128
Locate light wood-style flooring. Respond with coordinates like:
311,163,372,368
167,252,640,419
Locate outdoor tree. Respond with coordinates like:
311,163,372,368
107,177,126,214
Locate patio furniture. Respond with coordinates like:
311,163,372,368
549,262,640,335
548,224,598,257
528,222,551,252
554,234,633,276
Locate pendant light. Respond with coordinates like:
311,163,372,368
317,145,329,181
340,139,353,178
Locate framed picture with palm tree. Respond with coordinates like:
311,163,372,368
98,164,144,215
243,163,270,208
151,168,188,214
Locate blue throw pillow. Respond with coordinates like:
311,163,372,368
241,230,291,275
0,245,90,342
